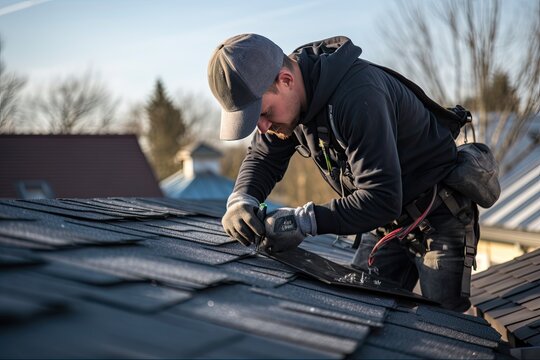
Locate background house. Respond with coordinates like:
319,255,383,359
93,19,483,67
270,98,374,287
161,141,281,210
161,142,234,201
0,134,162,199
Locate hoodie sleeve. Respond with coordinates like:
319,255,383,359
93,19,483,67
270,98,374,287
232,131,297,202
314,86,403,235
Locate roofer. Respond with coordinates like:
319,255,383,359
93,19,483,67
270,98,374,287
208,34,498,312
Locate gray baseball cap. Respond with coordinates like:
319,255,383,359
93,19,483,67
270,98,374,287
208,34,284,140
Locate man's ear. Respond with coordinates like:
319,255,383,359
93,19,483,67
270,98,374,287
277,69,294,88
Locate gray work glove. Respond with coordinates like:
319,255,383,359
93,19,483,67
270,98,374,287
261,202,317,253
222,192,265,246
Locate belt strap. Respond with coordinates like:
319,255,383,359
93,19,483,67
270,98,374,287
405,202,435,235
461,218,477,297
438,187,478,297
398,188,444,234
439,187,473,224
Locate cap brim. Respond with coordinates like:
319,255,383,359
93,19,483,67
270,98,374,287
219,99,261,140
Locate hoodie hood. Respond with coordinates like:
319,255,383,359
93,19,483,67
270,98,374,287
291,36,363,125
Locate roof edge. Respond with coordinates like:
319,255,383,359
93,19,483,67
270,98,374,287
481,226,540,247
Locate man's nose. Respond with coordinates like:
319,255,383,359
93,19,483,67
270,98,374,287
257,118,272,134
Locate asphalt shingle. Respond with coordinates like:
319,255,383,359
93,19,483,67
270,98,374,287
172,284,363,356
472,248,540,347
365,322,496,359
251,283,387,327
0,198,508,358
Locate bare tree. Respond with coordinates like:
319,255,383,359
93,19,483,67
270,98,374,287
0,37,26,133
175,91,220,143
221,144,248,180
32,70,118,134
380,0,540,172
220,144,337,206
493,1,540,170
121,102,147,136
274,153,337,206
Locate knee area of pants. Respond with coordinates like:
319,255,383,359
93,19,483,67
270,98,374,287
420,251,464,272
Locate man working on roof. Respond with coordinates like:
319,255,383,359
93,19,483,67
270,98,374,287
208,34,477,312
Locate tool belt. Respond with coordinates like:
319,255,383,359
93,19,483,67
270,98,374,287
405,185,478,297
365,185,479,297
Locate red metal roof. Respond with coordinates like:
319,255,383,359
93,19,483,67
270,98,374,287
0,134,162,198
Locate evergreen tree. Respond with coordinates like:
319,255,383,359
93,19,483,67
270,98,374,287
146,79,186,180
485,72,520,112
464,71,520,113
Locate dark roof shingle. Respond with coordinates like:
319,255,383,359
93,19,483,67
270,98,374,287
0,197,507,358
472,249,540,347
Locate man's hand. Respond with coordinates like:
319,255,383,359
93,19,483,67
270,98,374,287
261,202,317,253
222,192,265,246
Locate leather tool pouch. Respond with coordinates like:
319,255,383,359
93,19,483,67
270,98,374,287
444,143,501,208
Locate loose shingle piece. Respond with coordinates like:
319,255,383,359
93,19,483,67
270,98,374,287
472,248,540,346
0,198,507,358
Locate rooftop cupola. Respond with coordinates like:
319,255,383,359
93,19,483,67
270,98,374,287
176,142,223,179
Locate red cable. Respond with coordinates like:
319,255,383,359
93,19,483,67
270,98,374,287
367,184,438,267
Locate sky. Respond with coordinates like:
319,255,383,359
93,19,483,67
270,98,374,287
0,0,393,115
0,0,533,136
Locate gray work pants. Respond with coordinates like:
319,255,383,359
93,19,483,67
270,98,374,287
353,195,473,312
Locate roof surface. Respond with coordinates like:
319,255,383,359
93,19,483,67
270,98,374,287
0,135,162,198
480,116,540,234
0,197,508,359
471,248,540,347
480,150,540,233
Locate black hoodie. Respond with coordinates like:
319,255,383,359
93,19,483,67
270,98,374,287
233,37,457,235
